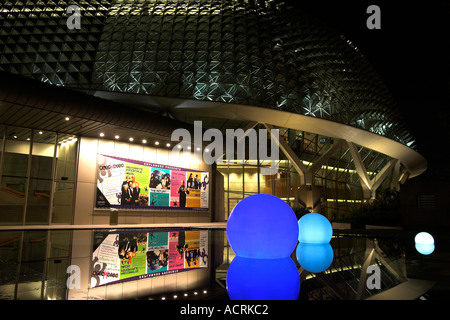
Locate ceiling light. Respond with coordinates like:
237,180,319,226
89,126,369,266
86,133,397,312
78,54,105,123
99,133,105,137
142,139,147,144
196,147,201,151
114,135,120,139
65,117,70,121
129,137,134,142
187,146,191,150
166,143,171,147
38,131,43,135
13,135,17,139
155,141,159,145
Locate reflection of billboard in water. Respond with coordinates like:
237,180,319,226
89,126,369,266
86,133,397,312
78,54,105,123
96,154,209,210
91,229,208,288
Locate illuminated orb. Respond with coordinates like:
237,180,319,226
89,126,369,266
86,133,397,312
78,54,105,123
226,194,299,259
415,232,435,255
226,256,300,300
296,243,334,273
298,213,333,244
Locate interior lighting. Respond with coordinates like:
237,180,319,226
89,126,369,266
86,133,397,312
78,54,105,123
155,141,159,145
38,131,43,134
114,135,120,139
129,137,134,142
142,139,147,144
166,143,171,147
227,194,298,259
65,116,70,121
99,133,105,137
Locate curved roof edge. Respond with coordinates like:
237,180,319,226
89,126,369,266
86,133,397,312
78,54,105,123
167,98,427,179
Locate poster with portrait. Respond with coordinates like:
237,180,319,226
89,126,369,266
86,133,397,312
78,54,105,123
147,232,169,274
96,155,209,210
91,229,208,288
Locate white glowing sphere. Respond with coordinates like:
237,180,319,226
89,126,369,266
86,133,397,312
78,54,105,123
414,232,434,245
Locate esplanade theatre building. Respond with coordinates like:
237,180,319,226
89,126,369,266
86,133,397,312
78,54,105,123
0,0,427,300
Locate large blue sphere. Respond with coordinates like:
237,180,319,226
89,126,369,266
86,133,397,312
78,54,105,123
226,256,300,300
298,213,333,244
226,194,299,259
296,243,334,273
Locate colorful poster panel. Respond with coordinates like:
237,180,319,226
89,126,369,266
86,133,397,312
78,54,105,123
168,231,185,270
96,154,209,210
170,170,187,207
118,233,147,280
91,229,208,288
91,233,121,287
147,232,169,273
122,162,150,206
97,155,126,206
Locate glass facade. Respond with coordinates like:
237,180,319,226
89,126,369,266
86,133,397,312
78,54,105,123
0,125,78,225
0,0,415,148
217,124,396,221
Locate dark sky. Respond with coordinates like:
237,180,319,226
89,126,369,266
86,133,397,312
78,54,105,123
287,0,449,177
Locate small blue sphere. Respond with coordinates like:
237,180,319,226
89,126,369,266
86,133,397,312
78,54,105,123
298,213,333,244
226,194,299,259
296,243,334,273
226,256,300,300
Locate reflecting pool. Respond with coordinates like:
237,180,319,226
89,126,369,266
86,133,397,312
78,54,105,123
0,227,449,300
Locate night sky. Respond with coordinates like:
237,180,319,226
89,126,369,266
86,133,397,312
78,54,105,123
287,0,449,178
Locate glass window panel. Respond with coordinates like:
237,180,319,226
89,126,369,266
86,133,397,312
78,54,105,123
17,231,47,300
0,231,21,300
0,176,27,225
2,127,31,178
44,258,69,301
30,130,56,180
51,182,74,224
55,135,78,181
25,178,52,225
49,230,72,258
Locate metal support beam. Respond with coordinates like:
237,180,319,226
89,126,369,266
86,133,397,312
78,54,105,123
263,123,307,179
347,141,399,200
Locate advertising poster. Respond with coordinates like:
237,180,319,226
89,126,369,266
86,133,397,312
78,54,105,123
91,229,208,288
118,233,147,280
97,155,126,206
147,232,169,274
168,231,185,270
122,162,150,206
199,230,209,268
170,170,187,207
91,233,121,287
184,231,201,269
96,155,209,210
200,172,210,208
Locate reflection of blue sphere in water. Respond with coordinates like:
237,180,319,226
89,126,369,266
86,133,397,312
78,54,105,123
226,256,300,300
226,194,299,258
298,213,333,244
296,243,334,273
415,232,435,255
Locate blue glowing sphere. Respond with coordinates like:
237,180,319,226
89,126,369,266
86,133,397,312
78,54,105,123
415,232,435,255
298,213,333,244
226,256,300,300
415,243,435,255
226,194,299,259
296,243,334,273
